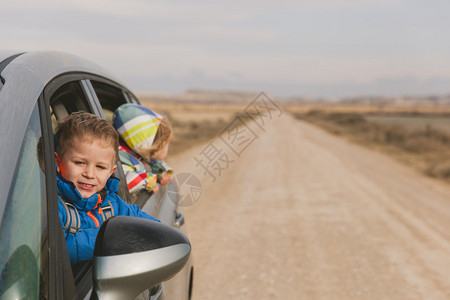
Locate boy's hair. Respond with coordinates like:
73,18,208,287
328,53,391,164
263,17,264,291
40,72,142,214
147,118,173,158
55,111,119,161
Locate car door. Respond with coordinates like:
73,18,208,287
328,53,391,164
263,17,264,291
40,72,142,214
0,97,78,299
41,74,190,299
40,74,136,299
42,74,165,299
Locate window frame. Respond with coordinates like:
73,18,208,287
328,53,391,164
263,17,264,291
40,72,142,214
41,72,139,298
84,75,135,119
38,93,79,299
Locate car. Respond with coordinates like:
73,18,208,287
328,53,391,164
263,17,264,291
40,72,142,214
0,51,194,300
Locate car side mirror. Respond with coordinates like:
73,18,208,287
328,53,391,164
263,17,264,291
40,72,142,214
90,216,191,300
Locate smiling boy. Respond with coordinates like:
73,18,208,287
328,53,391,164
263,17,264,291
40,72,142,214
55,111,159,264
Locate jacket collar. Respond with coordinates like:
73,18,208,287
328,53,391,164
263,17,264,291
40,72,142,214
56,171,120,212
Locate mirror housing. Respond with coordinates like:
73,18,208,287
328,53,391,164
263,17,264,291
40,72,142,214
91,216,191,300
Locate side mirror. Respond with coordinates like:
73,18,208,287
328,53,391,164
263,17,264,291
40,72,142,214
91,216,191,300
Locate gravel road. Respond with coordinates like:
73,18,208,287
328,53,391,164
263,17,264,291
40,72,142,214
167,113,450,300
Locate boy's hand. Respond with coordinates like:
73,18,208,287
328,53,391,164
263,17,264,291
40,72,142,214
160,173,172,186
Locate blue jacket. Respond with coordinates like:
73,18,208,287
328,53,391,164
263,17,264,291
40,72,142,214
57,172,159,264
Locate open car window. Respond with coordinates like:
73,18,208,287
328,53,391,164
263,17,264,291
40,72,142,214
49,80,93,132
90,80,128,124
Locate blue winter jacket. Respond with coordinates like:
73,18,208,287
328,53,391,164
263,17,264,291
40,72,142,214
57,172,159,264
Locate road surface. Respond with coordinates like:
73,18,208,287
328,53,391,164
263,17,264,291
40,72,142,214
167,113,450,300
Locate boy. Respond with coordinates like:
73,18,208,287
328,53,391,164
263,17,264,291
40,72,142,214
113,104,173,195
55,111,159,265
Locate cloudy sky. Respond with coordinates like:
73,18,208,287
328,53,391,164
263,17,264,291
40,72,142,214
2,0,450,98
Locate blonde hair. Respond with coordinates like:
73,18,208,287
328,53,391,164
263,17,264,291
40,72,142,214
146,118,173,159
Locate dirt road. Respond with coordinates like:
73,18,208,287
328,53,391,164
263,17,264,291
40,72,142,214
167,113,450,300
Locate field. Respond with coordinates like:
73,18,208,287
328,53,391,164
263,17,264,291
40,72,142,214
138,91,450,185
138,99,248,155
364,114,450,134
290,108,450,184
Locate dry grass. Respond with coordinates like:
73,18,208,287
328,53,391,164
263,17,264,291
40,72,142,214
169,117,229,155
139,100,249,156
293,110,450,183
138,95,450,184
284,103,450,114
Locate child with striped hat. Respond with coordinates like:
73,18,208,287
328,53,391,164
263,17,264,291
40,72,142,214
113,104,173,195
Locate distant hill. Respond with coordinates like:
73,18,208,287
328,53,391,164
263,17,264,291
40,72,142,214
137,89,450,107
338,95,450,106
137,89,262,104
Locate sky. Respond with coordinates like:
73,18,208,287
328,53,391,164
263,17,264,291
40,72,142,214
2,0,450,99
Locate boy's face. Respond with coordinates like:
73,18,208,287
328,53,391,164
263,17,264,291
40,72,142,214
55,138,117,199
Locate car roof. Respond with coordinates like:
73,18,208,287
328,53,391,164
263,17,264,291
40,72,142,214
0,50,21,64
0,51,124,216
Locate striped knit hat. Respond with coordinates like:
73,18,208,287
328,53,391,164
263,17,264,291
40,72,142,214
113,103,163,160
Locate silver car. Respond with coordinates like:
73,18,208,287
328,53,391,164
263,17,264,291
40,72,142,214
0,51,194,300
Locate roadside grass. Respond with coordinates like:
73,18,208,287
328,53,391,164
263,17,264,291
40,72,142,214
169,111,256,155
168,116,229,155
140,100,260,158
293,110,450,183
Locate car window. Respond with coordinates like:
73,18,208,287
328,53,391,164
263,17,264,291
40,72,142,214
90,81,128,123
0,103,49,299
125,90,140,104
49,81,93,132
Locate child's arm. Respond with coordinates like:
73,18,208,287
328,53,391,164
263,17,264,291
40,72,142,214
159,160,173,186
110,193,160,222
150,159,173,187
159,172,172,186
